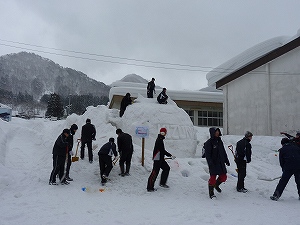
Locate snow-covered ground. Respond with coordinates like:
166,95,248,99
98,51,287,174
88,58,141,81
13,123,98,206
0,97,299,225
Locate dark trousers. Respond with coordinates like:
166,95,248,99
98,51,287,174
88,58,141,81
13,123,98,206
147,160,170,190
49,155,66,182
273,169,300,197
147,91,153,98
81,141,93,161
65,154,71,178
119,151,133,174
236,159,247,189
99,154,113,182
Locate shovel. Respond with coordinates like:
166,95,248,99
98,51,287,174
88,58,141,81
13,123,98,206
72,140,80,162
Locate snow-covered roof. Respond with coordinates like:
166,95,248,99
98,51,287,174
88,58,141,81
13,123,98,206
109,86,223,103
206,31,300,87
0,103,12,109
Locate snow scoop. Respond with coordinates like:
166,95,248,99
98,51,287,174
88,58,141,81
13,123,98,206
71,140,80,162
228,145,238,173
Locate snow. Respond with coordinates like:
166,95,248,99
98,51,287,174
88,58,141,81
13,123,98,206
1,97,299,225
206,33,300,87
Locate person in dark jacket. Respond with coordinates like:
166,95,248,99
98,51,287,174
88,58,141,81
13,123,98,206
119,93,132,117
280,131,300,147
98,138,118,184
147,128,176,192
80,118,96,163
235,131,253,193
116,128,134,176
65,124,78,181
157,88,168,104
49,129,70,185
147,78,156,98
204,127,230,198
270,138,300,201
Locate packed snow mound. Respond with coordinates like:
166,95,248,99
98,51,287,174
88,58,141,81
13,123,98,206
118,94,198,158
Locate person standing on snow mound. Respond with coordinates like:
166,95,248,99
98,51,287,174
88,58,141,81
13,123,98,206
270,138,300,201
49,129,70,185
116,128,133,176
204,127,230,199
235,131,253,193
147,78,156,98
80,118,96,163
98,138,118,184
157,88,168,104
147,128,176,192
119,93,132,117
65,124,78,182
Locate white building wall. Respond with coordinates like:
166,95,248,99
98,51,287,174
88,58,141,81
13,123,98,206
223,46,300,136
269,47,300,135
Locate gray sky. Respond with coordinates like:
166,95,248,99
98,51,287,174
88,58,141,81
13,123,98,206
0,0,299,90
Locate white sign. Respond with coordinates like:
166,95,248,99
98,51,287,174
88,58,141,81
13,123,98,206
135,126,149,138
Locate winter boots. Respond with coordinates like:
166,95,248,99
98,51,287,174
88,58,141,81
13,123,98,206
209,185,216,199
214,179,222,193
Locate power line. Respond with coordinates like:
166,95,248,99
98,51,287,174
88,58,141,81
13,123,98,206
0,39,215,69
0,39,299,76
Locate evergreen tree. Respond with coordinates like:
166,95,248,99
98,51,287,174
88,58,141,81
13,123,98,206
45,93,64,118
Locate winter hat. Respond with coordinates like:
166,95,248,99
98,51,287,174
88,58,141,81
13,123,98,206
86,118,91,123
160,127,167,136
245,131,253,138
63,129,70,135
109,137,115,143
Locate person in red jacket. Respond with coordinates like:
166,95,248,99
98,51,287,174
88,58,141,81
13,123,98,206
147,128,176,192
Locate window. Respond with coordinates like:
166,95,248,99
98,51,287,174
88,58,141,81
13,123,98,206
185,110,194,123
197,110,223,127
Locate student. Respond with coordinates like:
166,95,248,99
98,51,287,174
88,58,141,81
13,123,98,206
270,138,300,201
147,78,156,98
98,138,118,184
119,93,132,117
49,129,70,185
116,128,133,176
204,127,230,198
157,88,168,104
235,131,253,193
147,128,176,192
80,118,96,163
65,124,78,181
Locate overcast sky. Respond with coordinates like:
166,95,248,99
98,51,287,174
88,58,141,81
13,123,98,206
0,1,299,91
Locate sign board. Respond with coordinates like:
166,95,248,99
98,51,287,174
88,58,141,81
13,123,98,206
135,126,149,138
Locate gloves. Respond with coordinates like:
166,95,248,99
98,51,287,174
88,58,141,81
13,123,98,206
69,151,74,156
171,155,176,160
226,161,230,166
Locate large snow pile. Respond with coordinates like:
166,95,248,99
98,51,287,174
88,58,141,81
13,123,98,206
1,101,300,225
117,94,197,158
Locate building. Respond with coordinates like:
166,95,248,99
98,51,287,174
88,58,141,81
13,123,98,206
108,82,223,127
207,31,300,136
0,103,12,122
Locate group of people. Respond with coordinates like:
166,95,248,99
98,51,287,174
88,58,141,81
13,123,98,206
49,114,300,200
119,78,169,117
48,119,135,186
204,127,300,201
49,119,96,185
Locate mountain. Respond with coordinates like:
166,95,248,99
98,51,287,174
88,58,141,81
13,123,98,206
0,52,110,100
